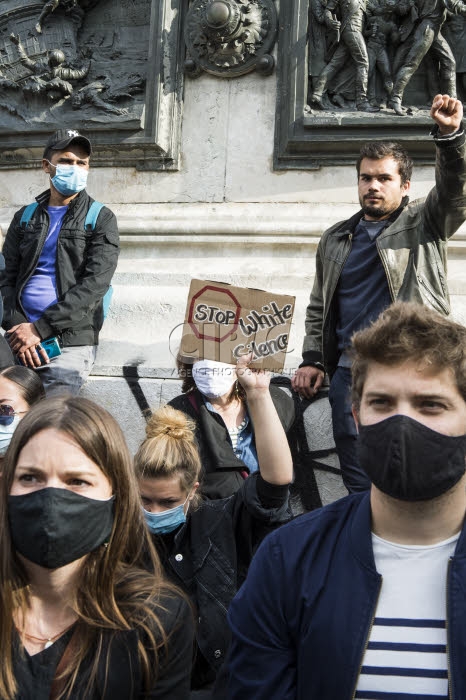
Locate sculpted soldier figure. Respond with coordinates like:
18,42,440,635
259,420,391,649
310,0,380,112
390,0,457,115
363,0,413,106
363,7,398,106
443,0,466,100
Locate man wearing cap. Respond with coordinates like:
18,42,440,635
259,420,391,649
0,128,119,395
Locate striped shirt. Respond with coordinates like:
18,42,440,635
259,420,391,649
355,531,459,699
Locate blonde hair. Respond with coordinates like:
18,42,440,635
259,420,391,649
135,405,202,506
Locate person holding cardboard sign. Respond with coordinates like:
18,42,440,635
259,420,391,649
135,353,293,696
169,356,296,499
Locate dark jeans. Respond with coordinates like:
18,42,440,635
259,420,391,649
329,366,370,493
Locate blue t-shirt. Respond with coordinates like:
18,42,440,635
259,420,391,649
21,206,67,323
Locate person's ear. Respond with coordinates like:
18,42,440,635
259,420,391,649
351,404,360,433
42,158,52,175
189,482,200,500
402,179,411,195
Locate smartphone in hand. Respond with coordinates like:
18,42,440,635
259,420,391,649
38,337,62,365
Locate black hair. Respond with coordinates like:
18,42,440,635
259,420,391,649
356,141,413,185
0,366,45,408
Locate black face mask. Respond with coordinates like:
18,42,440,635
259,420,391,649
8,487,115,569
357,414,466,501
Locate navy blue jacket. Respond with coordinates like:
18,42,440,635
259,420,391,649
225,491,466,699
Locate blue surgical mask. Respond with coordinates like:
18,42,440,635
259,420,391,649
48,162,88,196
143,495,190,535
0,415,20,456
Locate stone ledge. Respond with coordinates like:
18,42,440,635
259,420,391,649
2,202,466,242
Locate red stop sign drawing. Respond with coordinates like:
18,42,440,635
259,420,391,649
188,285,241,342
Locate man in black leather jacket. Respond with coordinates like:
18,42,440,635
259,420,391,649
292,94,465,493
0,129,119,395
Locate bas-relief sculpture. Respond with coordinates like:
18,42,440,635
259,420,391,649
307,0,466,116
0,0,145,127
443,0,466,101
0,0,182,169
184,0,278,78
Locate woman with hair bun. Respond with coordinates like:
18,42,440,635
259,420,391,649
0,395,194,700
135,354,293,697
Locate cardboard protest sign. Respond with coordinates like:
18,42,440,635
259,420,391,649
179,279,295,371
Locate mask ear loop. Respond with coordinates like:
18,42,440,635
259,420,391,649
44,159,56,187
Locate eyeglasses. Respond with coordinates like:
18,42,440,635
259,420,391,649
0,405,26,426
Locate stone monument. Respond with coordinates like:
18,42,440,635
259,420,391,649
0,0,183,170
307,0,459,117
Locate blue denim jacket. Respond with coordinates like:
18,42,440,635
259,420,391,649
204,399,259,473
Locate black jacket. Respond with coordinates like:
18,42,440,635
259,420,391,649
168,385,296,499
301,128,466,376
1,189,119,346
13,593,193,699
152,473,291,690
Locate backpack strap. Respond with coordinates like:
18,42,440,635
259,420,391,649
84,200,104,231
85,201,113,320
21,200,104,232
19,202,39,229
102,286,113,319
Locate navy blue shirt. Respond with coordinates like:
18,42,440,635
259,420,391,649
336,218,391,357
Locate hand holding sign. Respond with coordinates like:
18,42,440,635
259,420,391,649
236,352,271,393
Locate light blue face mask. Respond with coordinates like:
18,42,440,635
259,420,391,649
48,162,88,197
0,415,20,456
143,495,190,535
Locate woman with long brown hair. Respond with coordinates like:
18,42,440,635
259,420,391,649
0,395,193,700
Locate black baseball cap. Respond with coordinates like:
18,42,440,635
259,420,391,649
43,129,92,157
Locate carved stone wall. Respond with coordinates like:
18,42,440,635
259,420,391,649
0,0,186,169
184,0,278,77
275,0,466,168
